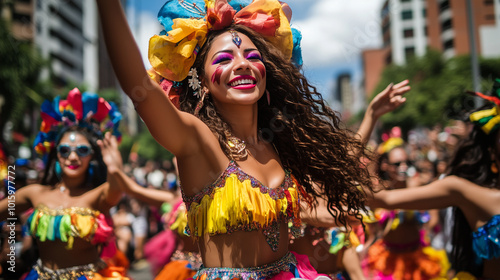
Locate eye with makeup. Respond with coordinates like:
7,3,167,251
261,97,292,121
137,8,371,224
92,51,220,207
245,51,262,61
212,53,233,65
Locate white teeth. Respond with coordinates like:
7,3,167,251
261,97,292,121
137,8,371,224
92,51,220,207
230,79,254,87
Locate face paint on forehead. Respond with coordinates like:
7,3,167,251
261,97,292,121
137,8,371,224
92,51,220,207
211,65,225,85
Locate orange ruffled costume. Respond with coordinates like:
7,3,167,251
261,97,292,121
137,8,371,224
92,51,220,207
366,239,449,280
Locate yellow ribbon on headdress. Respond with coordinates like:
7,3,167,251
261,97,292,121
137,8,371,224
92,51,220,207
148,0,293,81
377,137,404,154
469,106,500,135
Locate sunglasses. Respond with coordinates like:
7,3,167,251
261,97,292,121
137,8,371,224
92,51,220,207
57,144,92,158
389,160,412,167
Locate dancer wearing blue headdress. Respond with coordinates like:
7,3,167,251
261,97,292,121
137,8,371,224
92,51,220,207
0,88,129,279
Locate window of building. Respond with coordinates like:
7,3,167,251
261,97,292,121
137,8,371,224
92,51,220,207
439,0,450,12
441,18,453,31
485,14,495,20
484,0,494,5
403,29,414,38
12,12,31,23
50,5,82,33
402,10,413,20
50,29,75,49
401,0,411,2
405,47,415,59
67,0,83,13
423,8,427,17
443,38,454,50
385,54,392,65
50,52,75,70
424,26,428,36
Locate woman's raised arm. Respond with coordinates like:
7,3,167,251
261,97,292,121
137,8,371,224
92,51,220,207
356,80,410,146
95,0,208,158
369,175,463,210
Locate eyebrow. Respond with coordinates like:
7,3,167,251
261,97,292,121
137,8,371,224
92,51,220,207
211,48,259,60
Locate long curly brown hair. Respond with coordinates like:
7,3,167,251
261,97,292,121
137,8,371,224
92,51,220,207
179,24,374,227
446,108,498,276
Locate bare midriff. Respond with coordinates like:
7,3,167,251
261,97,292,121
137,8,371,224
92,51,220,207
199,222,289,268
36,239,101,270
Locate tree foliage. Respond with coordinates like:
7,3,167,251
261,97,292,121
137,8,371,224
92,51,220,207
371,50,500,131
0,17,46,136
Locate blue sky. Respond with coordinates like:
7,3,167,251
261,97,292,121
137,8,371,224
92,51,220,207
126,0,384,109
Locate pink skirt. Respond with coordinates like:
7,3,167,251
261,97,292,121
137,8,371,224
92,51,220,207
189,251,331,280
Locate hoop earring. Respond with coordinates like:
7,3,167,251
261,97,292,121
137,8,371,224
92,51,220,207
266,90,270,106
55,162,62,180
491,162,498,174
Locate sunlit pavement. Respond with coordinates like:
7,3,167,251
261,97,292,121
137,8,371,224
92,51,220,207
128,259,154,280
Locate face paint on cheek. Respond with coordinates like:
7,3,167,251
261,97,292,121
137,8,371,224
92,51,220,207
211,65,225,84
254,63,266,79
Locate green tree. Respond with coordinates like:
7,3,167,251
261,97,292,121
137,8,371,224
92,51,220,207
0,16,46,139
370,50,500,132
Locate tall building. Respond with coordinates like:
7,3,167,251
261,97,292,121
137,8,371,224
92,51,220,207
427,0,500,59
334,73,354,118
384,0,428,65
363,0,500,96
2,0,35,41
34,1,98,90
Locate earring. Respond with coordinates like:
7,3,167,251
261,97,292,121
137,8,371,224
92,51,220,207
188,68,202,98
266,90,271,106
491,162,498,174
88,162,95,181
55,162,62,180
194,89,208,116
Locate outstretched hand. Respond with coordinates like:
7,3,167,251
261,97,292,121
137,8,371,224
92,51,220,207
369,80,410,119
97,132,123,174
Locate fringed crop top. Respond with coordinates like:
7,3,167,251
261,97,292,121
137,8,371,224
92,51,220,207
26,205,114,250
472,214,500,262
182,161,302,252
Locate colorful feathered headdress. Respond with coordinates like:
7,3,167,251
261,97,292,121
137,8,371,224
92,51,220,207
469,78,500,135
148,0,303,82
33,88,122,163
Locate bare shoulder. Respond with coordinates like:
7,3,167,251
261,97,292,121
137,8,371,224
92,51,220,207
436,175,475,191
16,184,51,195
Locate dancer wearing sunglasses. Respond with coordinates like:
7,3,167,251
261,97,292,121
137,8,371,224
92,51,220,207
0,89,129,279
96,0,378,279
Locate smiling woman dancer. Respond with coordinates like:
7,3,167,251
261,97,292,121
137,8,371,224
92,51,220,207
370,79,500,280
96,0,375,279
0,89,128,280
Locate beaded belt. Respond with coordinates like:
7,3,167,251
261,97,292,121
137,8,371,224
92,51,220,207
171,249,203,270
32,259,107,280
193,251,297,280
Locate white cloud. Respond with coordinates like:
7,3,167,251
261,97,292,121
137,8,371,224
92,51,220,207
292,0,384,67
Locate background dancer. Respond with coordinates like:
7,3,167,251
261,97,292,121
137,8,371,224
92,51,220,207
370,79,500,280
0,89,128,279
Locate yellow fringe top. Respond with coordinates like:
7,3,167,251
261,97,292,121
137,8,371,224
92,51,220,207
182,161,302,251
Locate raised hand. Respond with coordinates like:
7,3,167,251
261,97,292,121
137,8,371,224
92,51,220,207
97,132,123,174
369,80,410,119
356,80,410,146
